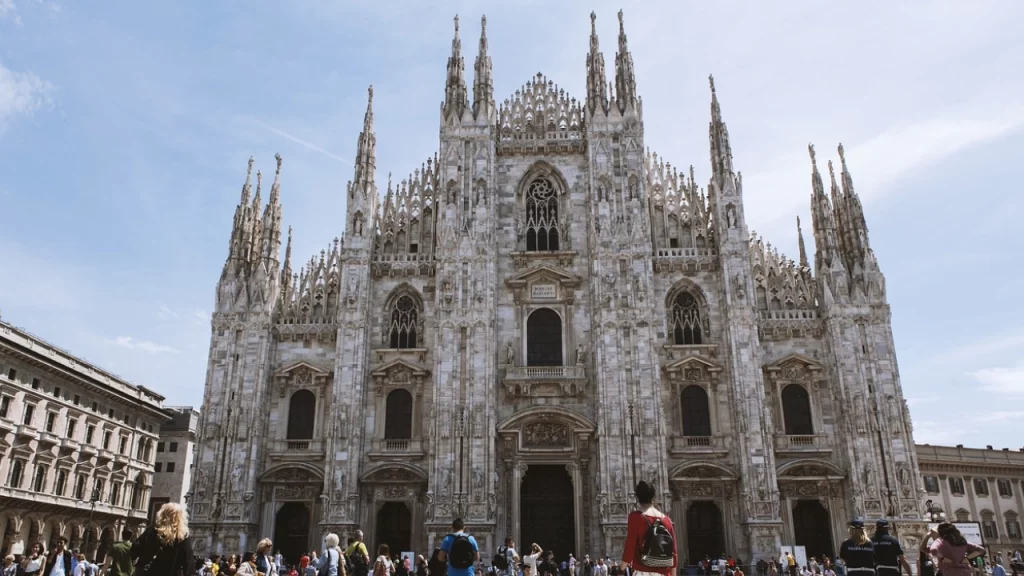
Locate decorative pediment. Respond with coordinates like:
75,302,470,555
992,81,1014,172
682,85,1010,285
664,356,722,382
777,459,846,479
764,354,823,382
505,265,581,304
361,463,428,484
370,358,430,380
670,460,738,481
273,361,332,387
258,463,324,484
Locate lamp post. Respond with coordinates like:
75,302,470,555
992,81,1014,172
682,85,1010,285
84,487,101,561
924,500,946,523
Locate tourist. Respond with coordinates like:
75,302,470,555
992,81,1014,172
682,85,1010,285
784,554,796,576
316,533,345,576
416,555,428,576
922,523,985,576
871,520,911,576
235,553,259,576
256,540,279,576
620,480,677,576
439,519,479,576
808,558,818,576
569,555,577,576
374,545,394,576
347,532,371,576
522,545,543,576
100,529,135,576
47,536,73,576
496,537,521,576
838,520,875,576
131,502,194,576
21,542,48,576
3,555,17,576
72,553,89,576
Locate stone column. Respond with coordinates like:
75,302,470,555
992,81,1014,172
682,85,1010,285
261,501,275,540
567,463,582,557
512,462,526,545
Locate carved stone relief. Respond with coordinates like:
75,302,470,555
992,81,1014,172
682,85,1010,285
522,422,570,447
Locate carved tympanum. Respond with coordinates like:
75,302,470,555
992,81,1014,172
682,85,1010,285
522,422,570,447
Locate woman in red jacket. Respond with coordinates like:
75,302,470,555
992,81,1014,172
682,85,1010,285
620,481,677,576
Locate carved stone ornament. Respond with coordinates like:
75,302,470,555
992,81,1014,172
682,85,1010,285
522,422,570,447
366,467,422,483
268,467,319,483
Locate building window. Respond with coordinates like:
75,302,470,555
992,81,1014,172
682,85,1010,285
781,384,814,435
955,509,970,522
6,368,16,380
157,441,165,452
53,386,61,398
169,442,178,453
73,394,80,406
31,377,40,389
91,402,98,412
923,476,940,494
32,465,46,492
119,436,128,454
8,459,25,488
86,424,95,444
387,294,420,349
526,308,562,366
949,477,966,495
45,412,57,433
108,408,114,418
103,431,111,450
669,291,704,345
166,462,175,473
66,419,77,438
286,390,316,440
974,478,989,496
0,396,10,418
1006,513,1021,540
680,385,712,437
384,389,414,440
74,474,86,499
109,482,121,506
524,177,559,251
998,479,1013,497
155,462,163,473
23,404,35,426
54,470,68,496
982,511,998,539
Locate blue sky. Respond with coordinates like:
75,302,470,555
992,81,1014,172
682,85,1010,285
1,1,1022,449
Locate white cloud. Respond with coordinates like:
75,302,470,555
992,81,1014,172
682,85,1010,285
970,366,1024,396
156,303,179,321
974,410,1024,423
192,309,209,325
0,60,54,131
0,0,21,26
250,118,348,164
109,336,179,354
914,420,973,446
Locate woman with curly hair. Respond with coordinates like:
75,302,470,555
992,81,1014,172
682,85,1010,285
131,502,194,576
922,523,985,576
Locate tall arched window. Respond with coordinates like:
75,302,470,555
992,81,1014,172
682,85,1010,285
781,384,814,435
525,178,559,251
527,308,562,366
680,385,712,437
388,294,419,349
670,291,704,345
384,389,413,439
286,390,316,440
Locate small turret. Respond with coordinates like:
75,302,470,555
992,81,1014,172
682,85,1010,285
614,10,637,113
442,15,469,122
585,11,609,115
472,15,493,121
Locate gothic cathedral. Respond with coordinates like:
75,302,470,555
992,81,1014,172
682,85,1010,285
189,11,925,567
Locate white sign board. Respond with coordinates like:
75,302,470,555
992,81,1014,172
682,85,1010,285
780,547,808,572
927,522,984,547
531,284,557,299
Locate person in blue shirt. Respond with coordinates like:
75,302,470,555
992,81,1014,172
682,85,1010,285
439,519,479,576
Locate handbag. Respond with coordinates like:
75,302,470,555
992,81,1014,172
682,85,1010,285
319,549,337,576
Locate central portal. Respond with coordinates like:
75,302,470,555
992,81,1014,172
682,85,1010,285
520,464,575,562
375,501,412,555
273,502,311,567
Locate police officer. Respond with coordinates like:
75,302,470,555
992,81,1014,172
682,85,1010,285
871,520,911,576
839,520,875,576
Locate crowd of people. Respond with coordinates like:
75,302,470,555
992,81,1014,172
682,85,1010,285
5,486,1022,576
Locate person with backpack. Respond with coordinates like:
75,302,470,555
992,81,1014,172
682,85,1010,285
438,519,479,576
494,538,520,576
346,533,371,576
619,481,677,576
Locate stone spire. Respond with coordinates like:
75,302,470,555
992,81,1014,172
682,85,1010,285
585,11,608,114
442,15,468,121
838,143,870,258
227,157,255,266
797,216,809,269
472,15,493,120
808,144,840,272
827,158,850,265
614,9,637,112
261,153,284,263
708,75,735,177
349,86,377,201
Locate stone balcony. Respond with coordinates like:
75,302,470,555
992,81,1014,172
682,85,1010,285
502,365,587,398
773,433,832,455
38,431,60,447
268,439,325,460
0,417,14,433
59,437,80,453
652,247,718,273
668,434,729,457
15,424,39,440
368,438,427,460
0,484,148,519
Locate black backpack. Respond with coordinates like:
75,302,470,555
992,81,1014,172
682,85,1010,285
350,547,369,576
637,515,675,568
448,533,476,570
493,547,510,570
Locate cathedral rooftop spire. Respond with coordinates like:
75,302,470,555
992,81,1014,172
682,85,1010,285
797,216,809,269
585,11,608,114
708,75,735,176
614,9,637,112
837,142,871,257
808,143,840,272
241,156,254,204
349,85,377,201
442,14,469,121
472,15,493,120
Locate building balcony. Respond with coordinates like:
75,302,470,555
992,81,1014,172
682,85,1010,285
15,424,39,440
38,431,60,447
773,433,832,455
668,434,729,457
59,437,80,453
268,439,325,460
502,365,587,398
0,417,15,433
80,443,98,457
96,449,114,463
368,438,427,460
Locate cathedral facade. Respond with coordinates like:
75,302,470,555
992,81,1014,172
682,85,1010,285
189,11,926,566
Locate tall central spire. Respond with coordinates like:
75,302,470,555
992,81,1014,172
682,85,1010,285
442,15,468,121
472,15,493,120
708,76,734,176
585,11,608,114
349,86,377,201
614,9,637,112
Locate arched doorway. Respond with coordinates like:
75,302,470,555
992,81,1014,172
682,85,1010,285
274,502,311,567
686,501,725,562
521,465,575,562
375,502,412,555
792,500,833,559
527,308,562,366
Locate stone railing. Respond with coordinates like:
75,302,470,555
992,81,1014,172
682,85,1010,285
269,439,326,458
668,434,728,456
773,434,832,453
505,365,586,380
759,309,820,321
369,438,426,459
654,247,717,258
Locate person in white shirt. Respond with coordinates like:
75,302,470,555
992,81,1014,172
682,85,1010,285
522,544,542,576
72,554,88,576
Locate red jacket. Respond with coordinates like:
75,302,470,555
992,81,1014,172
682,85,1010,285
621,511,677,574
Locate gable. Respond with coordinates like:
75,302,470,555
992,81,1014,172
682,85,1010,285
505,264,581,288
370,358,430,379
274,360,332,378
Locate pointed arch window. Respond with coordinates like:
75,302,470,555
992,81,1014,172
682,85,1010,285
680,385,712,437
286,390,316,440
781,384,814,435
388,295,419,349
525,178,560,251
670,291,704,345
384,389,413,440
